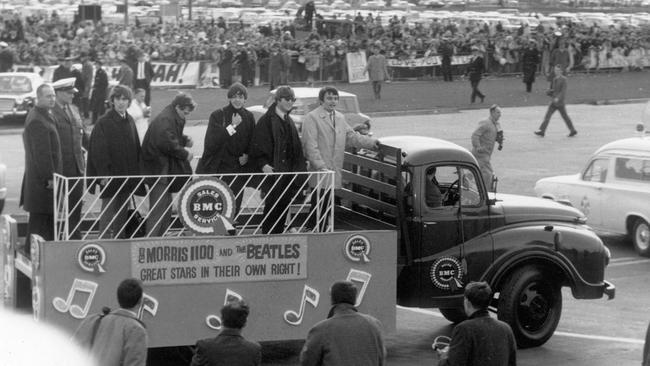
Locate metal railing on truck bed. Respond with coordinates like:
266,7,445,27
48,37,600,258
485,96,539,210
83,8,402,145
338,144,413,267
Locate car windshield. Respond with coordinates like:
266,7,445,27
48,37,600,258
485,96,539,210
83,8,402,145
0,76,33,93
264,95,359,114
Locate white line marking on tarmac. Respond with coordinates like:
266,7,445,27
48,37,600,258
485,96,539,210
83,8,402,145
398,306,644,345
609,257,636,263
608,259,650,267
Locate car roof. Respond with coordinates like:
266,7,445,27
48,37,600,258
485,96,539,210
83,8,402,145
379,135,478,167
0,72,42,78
269,87,356,98
594,136,650,157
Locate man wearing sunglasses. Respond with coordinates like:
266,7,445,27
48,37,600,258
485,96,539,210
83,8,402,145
142,93,196,236
250,86,306,234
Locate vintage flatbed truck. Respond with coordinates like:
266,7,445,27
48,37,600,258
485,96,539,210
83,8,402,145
1,135,613,350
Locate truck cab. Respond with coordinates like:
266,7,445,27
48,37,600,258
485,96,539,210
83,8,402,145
338,136,614,348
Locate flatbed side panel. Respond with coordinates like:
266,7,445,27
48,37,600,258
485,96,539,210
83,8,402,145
36,231,397,347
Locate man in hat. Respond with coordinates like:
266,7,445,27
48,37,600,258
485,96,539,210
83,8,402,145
522,39,540,93
134,52,153,106
249,85,306,234
21,83,61,244
51,78,88,239
300,280,386,366
467,46,485,104
439,32,454,82
53,55,74,83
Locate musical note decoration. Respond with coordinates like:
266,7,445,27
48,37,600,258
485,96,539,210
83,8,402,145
283,285,320,326
206,289,244,330
346,269,372,307
52,278,98,319
137,293,159,320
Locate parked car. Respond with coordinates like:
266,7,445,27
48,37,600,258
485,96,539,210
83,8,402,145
534,130,650,256
0,72,44,123
248,87,371,134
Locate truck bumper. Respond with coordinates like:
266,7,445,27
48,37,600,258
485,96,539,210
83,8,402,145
603,280,615,300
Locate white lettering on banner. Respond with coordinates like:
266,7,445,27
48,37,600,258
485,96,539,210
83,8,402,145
132,236,307,285
387,55,473,68
347,51,369,83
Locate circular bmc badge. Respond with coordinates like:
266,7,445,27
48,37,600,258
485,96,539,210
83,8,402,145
344,234,371,263
178,178,236,235
77,243,107,273
430,256,463,290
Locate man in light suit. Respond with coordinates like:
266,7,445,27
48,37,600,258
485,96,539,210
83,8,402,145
21,83,61,244
535,64,577,138
190,300,261,366
301,86,378,231
51,77,88,239
133,52,154,106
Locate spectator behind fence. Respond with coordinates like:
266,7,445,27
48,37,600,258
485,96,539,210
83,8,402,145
197,82,255,213
190,299,262,366
87,85,143,239
437,282,516,366
72,278,148,366
300,280,386,366
142,93,196,237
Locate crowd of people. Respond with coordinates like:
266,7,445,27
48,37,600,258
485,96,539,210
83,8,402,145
1,7,649,85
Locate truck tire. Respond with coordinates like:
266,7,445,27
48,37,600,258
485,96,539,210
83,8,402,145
497,266,562,348
632,219,650,257
439,308,467,324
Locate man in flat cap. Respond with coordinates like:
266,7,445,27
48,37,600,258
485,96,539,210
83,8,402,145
522,39,540,93
51,78,89,239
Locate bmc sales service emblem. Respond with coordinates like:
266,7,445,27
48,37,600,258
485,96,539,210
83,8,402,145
178,178,236,235
77,243,107,273
344,234,371,263
430,256,464,290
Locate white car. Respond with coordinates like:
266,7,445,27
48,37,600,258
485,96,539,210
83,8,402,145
0,72,44,123
248,87,371,134
534,132,650,256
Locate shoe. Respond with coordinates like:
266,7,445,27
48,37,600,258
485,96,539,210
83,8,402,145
480,96,485,103
568,130,578,137
534,130,545,137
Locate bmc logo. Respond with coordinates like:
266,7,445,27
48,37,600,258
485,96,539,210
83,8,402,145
178,178,236,235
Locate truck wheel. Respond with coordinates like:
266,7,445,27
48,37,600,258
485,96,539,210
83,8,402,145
439,308,467,324
632,219,650,257
498,266,562,348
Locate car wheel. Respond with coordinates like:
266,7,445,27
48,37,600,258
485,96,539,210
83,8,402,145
497,266,562,348
632,219,650,257
439,308,466,324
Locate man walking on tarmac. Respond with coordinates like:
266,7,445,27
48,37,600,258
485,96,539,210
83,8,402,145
437,282,517,366
535,64,577,138
471,104,504,192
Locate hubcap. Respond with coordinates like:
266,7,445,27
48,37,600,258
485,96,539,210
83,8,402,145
637,221,650,251
518,282,552,332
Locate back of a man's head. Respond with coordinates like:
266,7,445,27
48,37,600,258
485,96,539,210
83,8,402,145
117,278,143,309
221,300,250,329
464,281,492,310
330,280,357,306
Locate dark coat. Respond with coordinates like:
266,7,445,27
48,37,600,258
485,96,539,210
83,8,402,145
467,55,485,82
52,103,87,177
141,104,191,176
521,47,540,84
87,109,142,198
190,328,261,366
52,65,73,82
196,104,255,174
21,106,62,214
91,67,109,116
439,310,517,366
133,60,154,84
249,102,305,173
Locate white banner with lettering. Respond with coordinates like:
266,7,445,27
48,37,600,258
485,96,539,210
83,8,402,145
346,51,369,84
387,55,473,68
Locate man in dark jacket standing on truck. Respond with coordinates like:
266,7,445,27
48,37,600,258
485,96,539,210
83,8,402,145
249,86,306,234
437,282,517,366
142,93,196,236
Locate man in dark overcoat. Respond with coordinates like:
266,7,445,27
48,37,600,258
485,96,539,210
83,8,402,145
87,85,142,239
219,41,233,88
268,44,285,90
21,83,61,243
438,282,517,366
133,52,154,106
196,82,255,213
51,78,88,239
439,34,454,82
141,93,196,237
90,57,109,124
522,39,540,93
249,86,306,234
467,46,485,104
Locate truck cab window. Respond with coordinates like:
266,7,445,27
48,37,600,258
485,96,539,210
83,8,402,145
459,167,482,207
